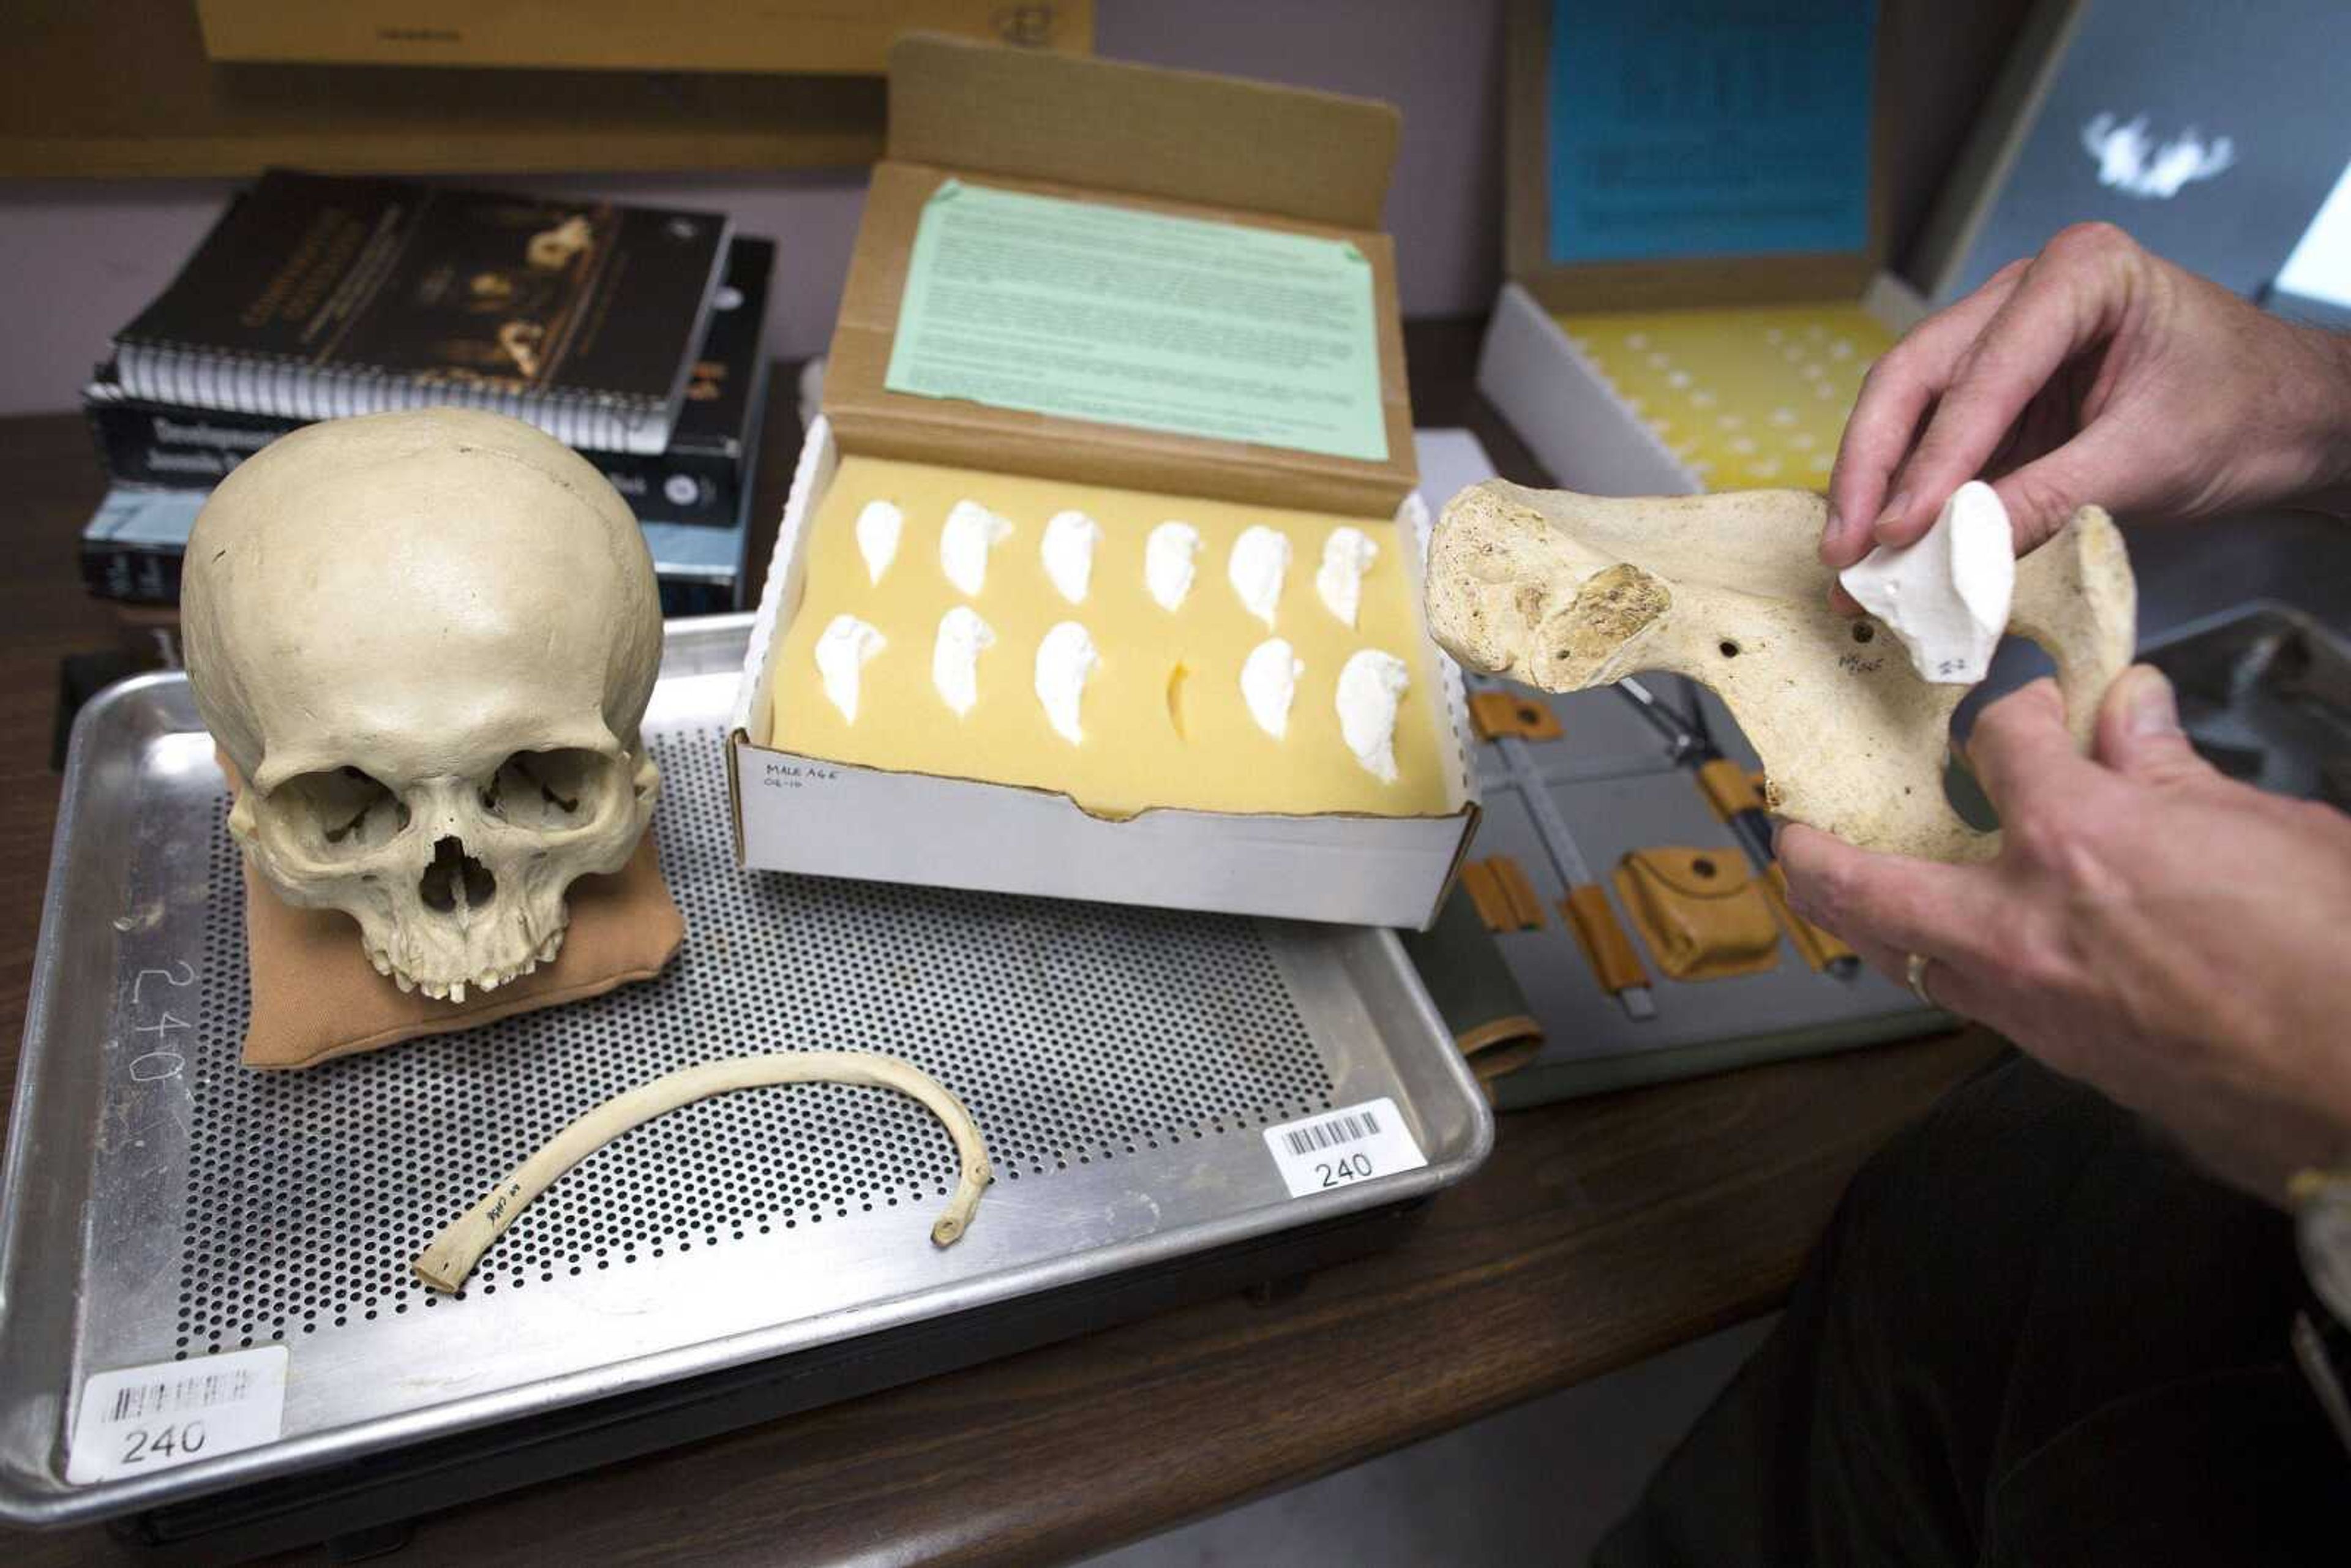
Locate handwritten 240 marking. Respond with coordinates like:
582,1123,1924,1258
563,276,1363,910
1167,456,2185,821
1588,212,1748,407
127,960,197,1082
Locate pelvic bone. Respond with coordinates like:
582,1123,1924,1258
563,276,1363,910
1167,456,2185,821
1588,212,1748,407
182,408,665,1000
1423,482,2135,862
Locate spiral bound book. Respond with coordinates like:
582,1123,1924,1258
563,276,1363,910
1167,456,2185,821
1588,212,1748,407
112,170,731,456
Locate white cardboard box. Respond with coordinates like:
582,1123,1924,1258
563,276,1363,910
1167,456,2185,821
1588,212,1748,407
1472,276,1929,501
724,417,1482,929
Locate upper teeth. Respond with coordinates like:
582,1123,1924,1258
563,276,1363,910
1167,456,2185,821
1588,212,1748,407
366,928,566,1003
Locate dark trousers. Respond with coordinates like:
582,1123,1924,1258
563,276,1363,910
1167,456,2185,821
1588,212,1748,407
1596,1052,2345,1567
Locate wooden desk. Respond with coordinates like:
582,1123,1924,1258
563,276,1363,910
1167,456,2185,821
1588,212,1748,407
0,323,2002,1565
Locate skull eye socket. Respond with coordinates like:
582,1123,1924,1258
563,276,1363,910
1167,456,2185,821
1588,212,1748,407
279,766,408,853
480,748,609,831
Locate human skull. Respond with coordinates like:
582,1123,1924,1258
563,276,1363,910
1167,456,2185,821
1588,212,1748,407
183,408,664,1002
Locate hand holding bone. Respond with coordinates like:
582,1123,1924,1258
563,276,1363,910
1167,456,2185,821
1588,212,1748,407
1791,227,2351,1201
1780,672,2351,1202
1823,220,2351,576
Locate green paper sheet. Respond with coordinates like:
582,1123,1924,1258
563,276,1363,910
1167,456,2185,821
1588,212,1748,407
885,181,1389,463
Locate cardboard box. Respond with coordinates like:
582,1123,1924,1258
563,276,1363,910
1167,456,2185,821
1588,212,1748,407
193,1,1092,73
727,37,1479,929
1476,0,1926,498
1477,276,1927,498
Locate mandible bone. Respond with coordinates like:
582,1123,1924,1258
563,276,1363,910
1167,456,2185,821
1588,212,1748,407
1424,482,2135,863
183,408,664,1001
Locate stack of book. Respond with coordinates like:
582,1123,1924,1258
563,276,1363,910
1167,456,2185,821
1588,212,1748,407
78,170,775,617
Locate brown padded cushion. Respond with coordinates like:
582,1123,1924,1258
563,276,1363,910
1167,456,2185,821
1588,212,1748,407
239,832,684,1071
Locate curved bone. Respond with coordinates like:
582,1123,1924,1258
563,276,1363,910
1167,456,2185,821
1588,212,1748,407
1425,482,2135,862
414,1052,991,1292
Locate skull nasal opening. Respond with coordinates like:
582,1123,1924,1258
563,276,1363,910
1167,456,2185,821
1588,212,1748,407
419,836,497,914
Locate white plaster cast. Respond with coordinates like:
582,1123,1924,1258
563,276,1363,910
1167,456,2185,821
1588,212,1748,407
855,500,904,584
1228,525,1291,627
1146,520,1201,612
1839,481,2015,685
1240,637,1303,740
1041,509,1102,604
1034,621,1099,745
1316,526,1379,628
932,605,996,718
1335,650,1409,783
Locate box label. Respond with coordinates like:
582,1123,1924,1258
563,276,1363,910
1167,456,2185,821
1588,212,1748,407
887,181,1389,463
1261,1097,1427,1199
67,1345,289,1485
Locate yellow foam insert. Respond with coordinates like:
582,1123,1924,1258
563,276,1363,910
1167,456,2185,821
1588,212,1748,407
764,454,1454,820
1554,304,1897,491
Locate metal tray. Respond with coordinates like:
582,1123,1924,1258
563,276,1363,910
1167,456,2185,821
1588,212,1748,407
0,615,1491,1528
2143,600,2351,804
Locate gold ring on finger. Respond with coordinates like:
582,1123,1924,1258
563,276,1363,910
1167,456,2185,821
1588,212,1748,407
1905,951,1937,1008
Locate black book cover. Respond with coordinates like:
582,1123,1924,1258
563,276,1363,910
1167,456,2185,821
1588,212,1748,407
113,170,729,454
81,487,751,617
86,234,776,528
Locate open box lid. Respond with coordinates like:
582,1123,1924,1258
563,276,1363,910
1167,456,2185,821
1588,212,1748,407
1502,0,1894,312
823,34,1419,517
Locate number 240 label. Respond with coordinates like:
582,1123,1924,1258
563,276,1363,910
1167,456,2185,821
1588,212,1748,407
67,1345,288,1485
1261,1098,1427,1199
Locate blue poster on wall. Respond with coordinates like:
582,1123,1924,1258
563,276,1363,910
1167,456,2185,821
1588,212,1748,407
1546,0,1877,266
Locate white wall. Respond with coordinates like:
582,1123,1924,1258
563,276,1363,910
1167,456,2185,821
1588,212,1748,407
0,0,1504,416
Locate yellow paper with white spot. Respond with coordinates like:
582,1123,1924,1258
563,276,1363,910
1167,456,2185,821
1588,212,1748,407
1555,304,1896,490
765,455,1452,820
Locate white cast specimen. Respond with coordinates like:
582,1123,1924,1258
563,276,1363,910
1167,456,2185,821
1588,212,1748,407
1316,526,1380,628
1146,520,1202,611
1228,525,1291,626
815,613,887,723
1336,650,1410,782
1240,637,1303,739
1041,509,1102,604
1838,481,2016,684
855,499,904,584
1035,621,1100,744
182,408,664,1003
932,605,996,717
941,498,1014,596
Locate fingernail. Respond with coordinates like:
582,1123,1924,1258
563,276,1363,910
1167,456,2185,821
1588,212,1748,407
1873,492,1912,542
2129,667,2180,737
1823,508,1844,552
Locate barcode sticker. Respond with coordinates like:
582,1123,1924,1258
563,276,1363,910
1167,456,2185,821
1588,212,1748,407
1261,1097,1427,1199
67,1345,288,1485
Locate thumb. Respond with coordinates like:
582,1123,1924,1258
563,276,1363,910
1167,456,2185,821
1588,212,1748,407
2094,664,2212,786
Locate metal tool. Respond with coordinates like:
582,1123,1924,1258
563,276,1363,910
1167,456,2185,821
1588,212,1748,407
1616,677,1771,865
1472,677,1658,1021
1615,677,1860,978
1612,674,1704,763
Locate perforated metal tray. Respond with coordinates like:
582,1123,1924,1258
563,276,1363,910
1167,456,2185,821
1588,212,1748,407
0,615,1490,1528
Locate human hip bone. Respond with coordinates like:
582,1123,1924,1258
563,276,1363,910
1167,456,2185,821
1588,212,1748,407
1424,482,2134,863
183,408,664,1000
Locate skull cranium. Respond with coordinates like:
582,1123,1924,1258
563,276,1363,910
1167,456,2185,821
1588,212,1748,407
182,408,664,1002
